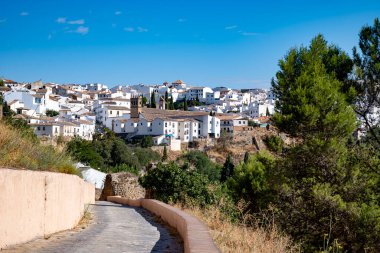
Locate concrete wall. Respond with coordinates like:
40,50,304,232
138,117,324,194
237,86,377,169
107,196,220,253
0,169,95,249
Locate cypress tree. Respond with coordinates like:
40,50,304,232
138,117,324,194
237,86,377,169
183,97,188,111
150,91,156,108
221,154,234,182
162,145,168,161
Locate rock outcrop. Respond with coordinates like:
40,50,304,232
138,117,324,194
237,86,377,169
100,172,145,200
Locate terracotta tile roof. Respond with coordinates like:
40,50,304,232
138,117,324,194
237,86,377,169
172,80,185,84
105,106,130,110
140,108,208,122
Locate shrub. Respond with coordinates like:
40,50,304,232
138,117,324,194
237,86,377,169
139,162,215,206
45,109,59,117
180,150,221,182
263,135,284,153
141,136,153,148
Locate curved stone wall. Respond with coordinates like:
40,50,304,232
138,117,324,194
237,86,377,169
107,196,220,253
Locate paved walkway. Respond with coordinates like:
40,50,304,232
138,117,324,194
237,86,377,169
4,201,183,253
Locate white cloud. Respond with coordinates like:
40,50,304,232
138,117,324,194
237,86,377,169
225,25,237,30
178,18,186,23
56,17,66,23
115,11,122,15
67,19,85,25
20,12,29,16
124,26,149,33
67,26,89,35
75,26,89,35
137,27,148,32
241,32,259,36
124,27,134,32
56,18,85,25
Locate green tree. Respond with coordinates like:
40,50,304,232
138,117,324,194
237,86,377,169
228,151,275,212
183,97,188,111
162,145,168,161
270,34,380,252
0,79,4,87
164,91,169,109
45,109,59,117
243,151,249,164
266,107,270,117
263,135,284,153
141,136,153,148
272,35,357,139
180,151,221,182
353,18,380,147
221,154,234,182
150,91,156,108
139,162,214,206
142,96,148,107
169,96,174,110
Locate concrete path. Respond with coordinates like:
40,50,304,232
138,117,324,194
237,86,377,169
4,201,183,253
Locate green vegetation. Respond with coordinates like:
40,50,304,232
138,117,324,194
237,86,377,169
66,129,160,173
140,135,153,148
179,150,221,182
263,135,283,153
45,109,59,117
0,79,4,86
162,145,168,161
0,121,78,175
139,162,215,206
139,18,380,252
150,91,156,108
142,96,148,106
221,154,234,182
248,120,259,127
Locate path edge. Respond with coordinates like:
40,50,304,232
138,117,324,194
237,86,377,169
107,196,220,253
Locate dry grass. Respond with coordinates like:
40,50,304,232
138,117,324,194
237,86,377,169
77,205,93,229
175,202,300,253
0,122,78,175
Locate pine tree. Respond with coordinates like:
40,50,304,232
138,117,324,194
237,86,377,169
221,154,234,182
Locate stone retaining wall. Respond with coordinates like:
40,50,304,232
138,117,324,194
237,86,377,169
0,168,95,249
107,196,220,253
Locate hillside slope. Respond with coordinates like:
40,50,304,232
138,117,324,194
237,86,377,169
0,120,78,175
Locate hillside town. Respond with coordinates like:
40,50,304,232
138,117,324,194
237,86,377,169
0,78,275,150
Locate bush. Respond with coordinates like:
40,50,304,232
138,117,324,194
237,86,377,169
227,151,276,212
109,163,139,175
263,135,284,153
45,109,59,117
139,162,215,206
180,150,221,182
141,136,153,148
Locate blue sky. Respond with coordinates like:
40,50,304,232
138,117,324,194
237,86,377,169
0,0,379,88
